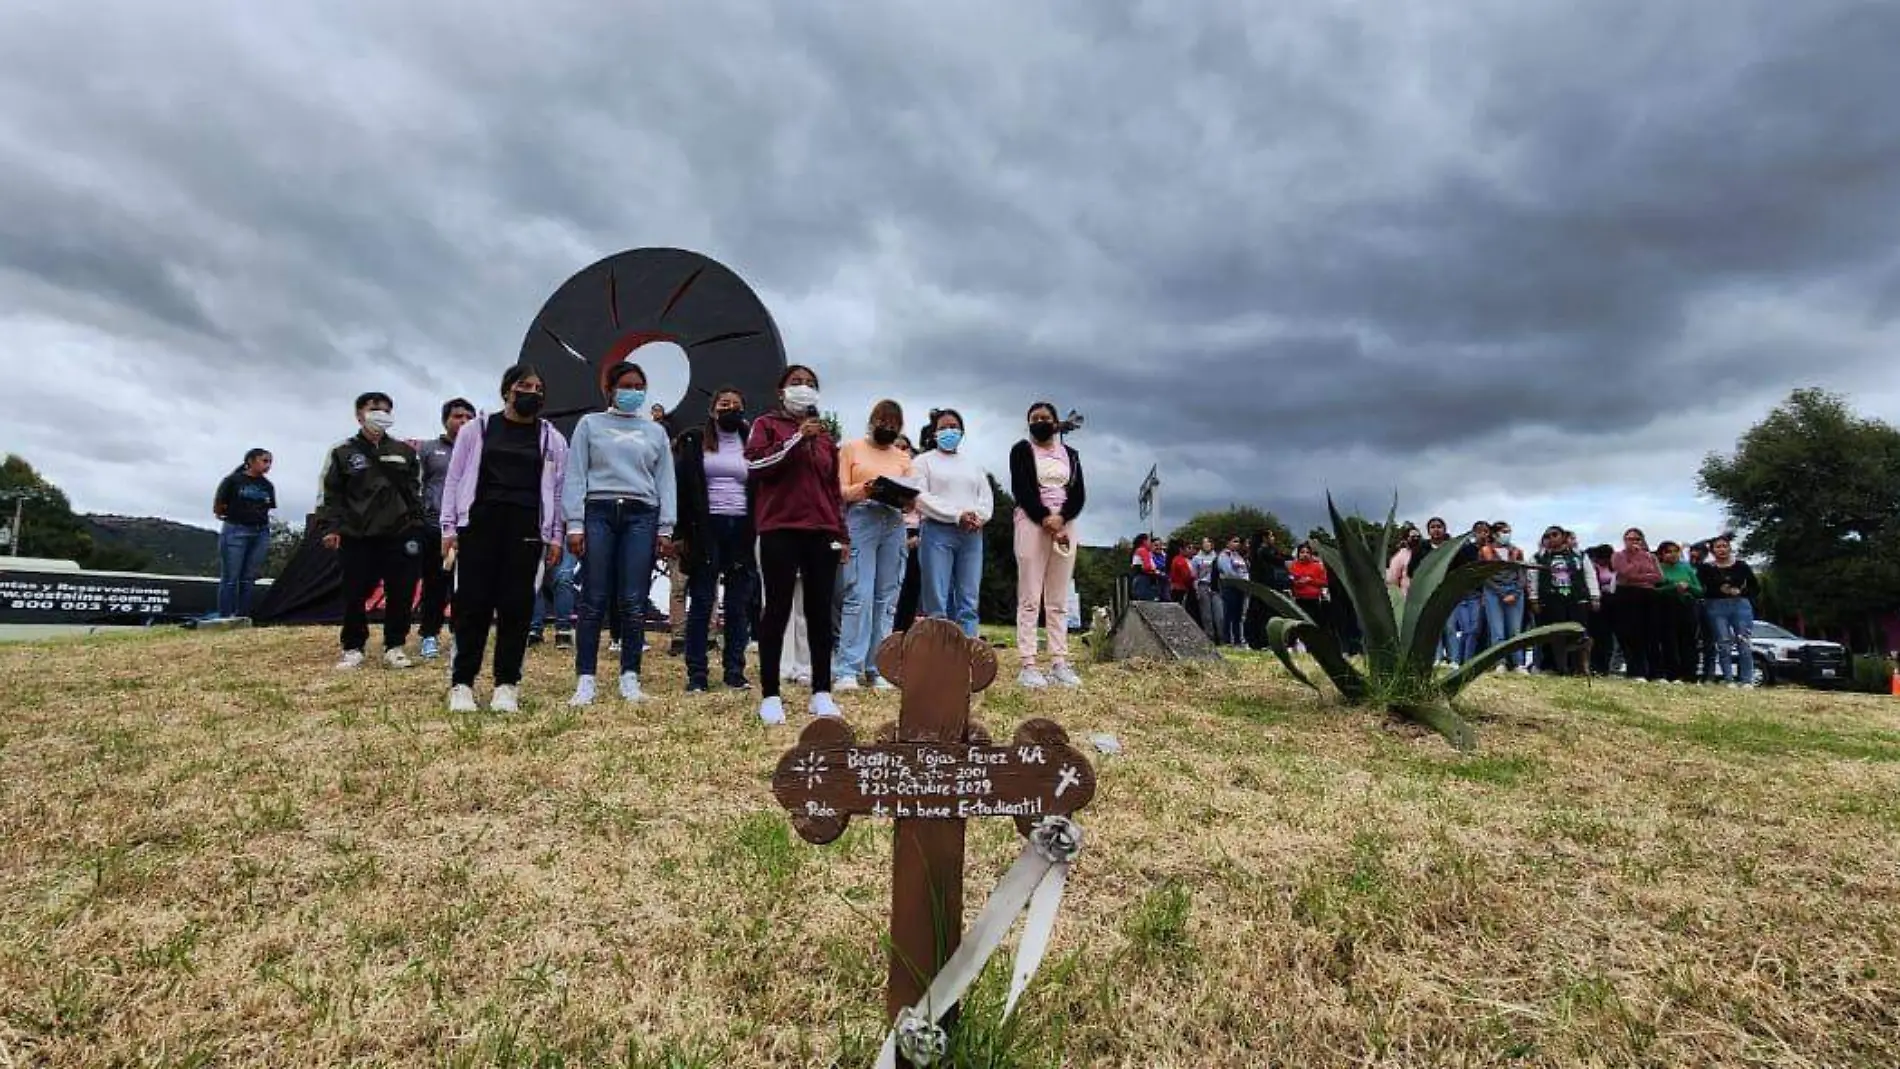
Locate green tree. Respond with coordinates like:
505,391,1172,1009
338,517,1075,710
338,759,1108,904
978,474,1018,625
1168,506,1293,551
0,455,95,563
265,518,305,579
1698,388,1900,647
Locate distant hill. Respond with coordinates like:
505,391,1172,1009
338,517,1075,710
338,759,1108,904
84,515,219,577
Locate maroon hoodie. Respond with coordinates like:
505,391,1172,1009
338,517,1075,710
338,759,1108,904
745,407,846,537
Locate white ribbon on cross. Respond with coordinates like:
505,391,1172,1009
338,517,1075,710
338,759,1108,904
874,816,1083,1069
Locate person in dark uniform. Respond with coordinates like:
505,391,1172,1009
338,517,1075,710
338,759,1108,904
315,392,426,670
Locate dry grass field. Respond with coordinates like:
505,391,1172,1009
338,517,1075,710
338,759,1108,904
2,626,1898,1067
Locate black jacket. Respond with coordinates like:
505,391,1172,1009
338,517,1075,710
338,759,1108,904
1008,439,1086,524
673,426,756,577
315,432,424,540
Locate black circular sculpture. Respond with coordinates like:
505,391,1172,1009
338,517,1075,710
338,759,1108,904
518,247,787,437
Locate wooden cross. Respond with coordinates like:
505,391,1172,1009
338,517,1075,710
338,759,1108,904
772,619,1096,1063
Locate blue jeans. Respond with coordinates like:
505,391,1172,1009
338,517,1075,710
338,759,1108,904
1482,587,1527,667
1706,597,1756,684
835,503,908,679
1449,594,1482,665
920,519,983,638
532,552,579,633
686,514,757,686
1220,587,1247,646
575,499,658,676
217,522,270,617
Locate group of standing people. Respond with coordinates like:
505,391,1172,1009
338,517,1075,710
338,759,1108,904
1382,518,1759,684
254,361,1089,723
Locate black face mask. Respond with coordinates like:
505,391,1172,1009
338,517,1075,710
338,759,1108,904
872,426,899,446
716,410,746,433
513,391,545,417
1028,421,1057,442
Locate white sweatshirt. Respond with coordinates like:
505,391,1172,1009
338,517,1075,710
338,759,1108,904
911,449,995,526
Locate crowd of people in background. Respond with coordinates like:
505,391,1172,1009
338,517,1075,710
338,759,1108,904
229,361,1089,724
1137,517,1762,686
218,367,1768,712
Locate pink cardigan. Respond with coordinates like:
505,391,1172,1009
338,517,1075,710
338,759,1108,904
438,413,570,544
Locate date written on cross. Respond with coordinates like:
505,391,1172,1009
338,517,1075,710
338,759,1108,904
773,738,1096,843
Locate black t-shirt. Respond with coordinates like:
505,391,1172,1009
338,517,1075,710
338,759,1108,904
1696,560,1757,600
216,472,276,527
476,415,542,510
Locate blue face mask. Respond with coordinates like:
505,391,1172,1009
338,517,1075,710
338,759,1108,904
935,428,964,452
614,388,646,413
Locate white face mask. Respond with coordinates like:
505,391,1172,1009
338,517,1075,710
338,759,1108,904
362,410,395,434
782,385,821,414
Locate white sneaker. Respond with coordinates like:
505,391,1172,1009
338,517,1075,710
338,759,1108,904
490,685,520,713
420,636,440,660
833,675,861,692
1018,667,1050,689
336,649,366,670
570,675,597,707
383,648,414,670
757,696,787,725
1049,664,1082,688
789,671,812,687
872,676,897,691
448,684,478,712
810,692,843,719
1514,665,1531,675
609,640,622,653
1726,682,1740,689
619,672,644,702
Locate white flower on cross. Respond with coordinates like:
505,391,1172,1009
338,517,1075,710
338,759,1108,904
792,753,829,788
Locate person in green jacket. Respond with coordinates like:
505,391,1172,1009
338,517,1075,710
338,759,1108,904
1655,541,1704,684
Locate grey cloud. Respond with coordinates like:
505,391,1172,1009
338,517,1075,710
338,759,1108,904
2,0,1897,541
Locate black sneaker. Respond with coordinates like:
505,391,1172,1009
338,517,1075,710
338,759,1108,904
528,631,545,647
724,675,752,691
554,629,574,651
668,637,686,657
685,678,710,694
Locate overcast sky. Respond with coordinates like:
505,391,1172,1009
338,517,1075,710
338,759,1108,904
4,0,1899,551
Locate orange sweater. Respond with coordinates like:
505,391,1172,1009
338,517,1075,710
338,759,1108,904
838,438,913,504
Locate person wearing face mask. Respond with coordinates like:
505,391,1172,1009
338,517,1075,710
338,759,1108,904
413,398,475,659
1009,401,1087,682
830,399,915,690
746,364,848,724
436,365,570,712
672,387,759,693
1528,525,1599,675
562,361,678,706
1479,520,1530,673
912,408,995,641
315,391,426,670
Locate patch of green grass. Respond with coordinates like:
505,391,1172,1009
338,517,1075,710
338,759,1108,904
1550,691,1636,717
726,811,802,891
1212,694,1289,725
1403,752,1547,787
1122,879,1194,965
1638,714,1900,762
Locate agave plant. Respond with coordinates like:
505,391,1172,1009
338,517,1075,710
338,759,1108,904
1228,497,1584,750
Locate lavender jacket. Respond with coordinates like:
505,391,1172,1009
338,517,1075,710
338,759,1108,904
438,412,570,543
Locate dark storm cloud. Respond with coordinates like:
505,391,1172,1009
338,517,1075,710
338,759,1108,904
1,0,1898,538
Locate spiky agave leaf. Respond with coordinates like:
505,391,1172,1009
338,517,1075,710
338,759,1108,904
1436,622,1587,700
1316,495,1402,676
1227,577,1368,702
1391,701,1478,752
1264,616,1322,691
